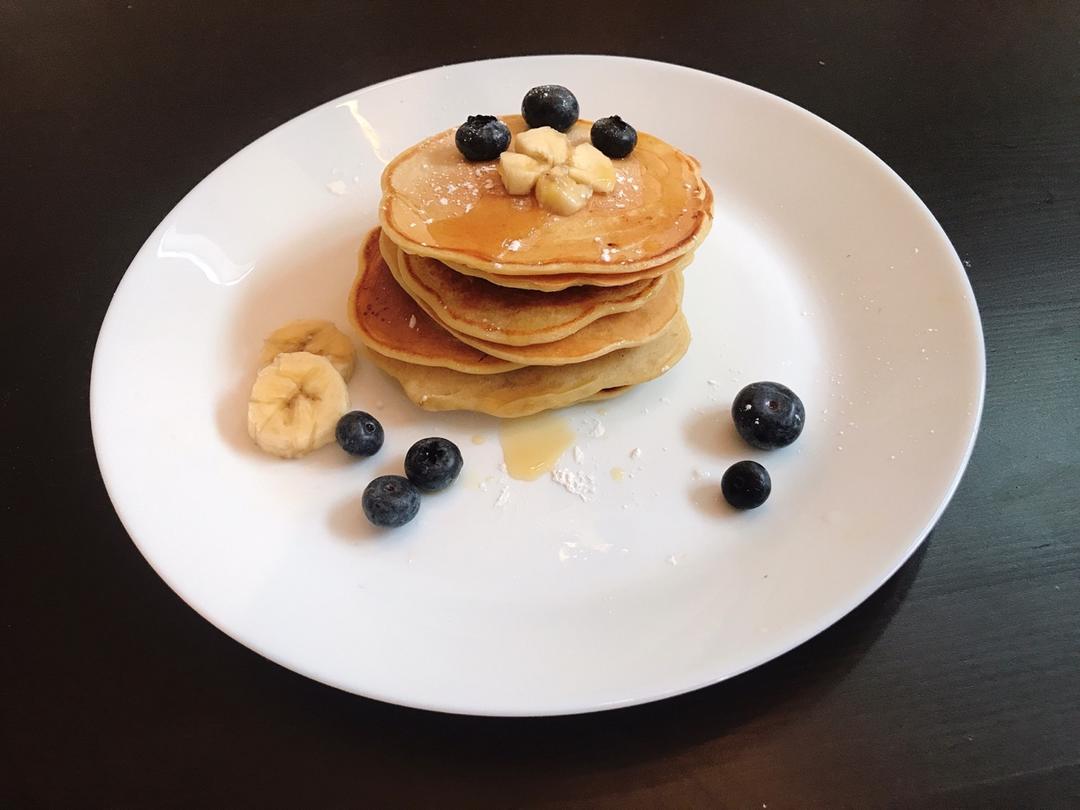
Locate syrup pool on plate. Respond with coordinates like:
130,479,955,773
498,413,575,480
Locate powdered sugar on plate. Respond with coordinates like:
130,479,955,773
551,468,597,502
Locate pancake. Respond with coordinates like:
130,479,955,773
443,250,692,292
388,242,683,366
387,232,665,346
348,229,522,375
364,313,691,418
582,385,633,403
380,115,713,276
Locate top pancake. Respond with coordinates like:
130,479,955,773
380,115,713,276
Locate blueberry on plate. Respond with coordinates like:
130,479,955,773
362,475,421,528
336,411,384,457
721,461,771,510
455,115,511,161
521,85,579,132
731,381,805,450
404,437,463,492
591,115,637,158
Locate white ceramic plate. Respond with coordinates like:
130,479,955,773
91,56,984,716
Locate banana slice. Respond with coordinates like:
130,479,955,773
498,152,546,195
247,351,350,459
514,126,570,165
258,319,356,381
568,143,616,193
535,167,593,215
565,121,592,147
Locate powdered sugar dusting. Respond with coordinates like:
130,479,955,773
551,468,597,502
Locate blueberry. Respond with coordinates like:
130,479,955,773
590,115,637,158
721,461,771,510
455,115,511,161
521,85,579,132
404,437,463,492
335,411,384,457
362,475,421,528
731,381,805,450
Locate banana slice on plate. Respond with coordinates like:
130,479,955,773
258,319,356,380
247,351,350,459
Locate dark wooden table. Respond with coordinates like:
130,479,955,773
4,2,1078,807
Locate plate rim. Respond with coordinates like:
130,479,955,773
90,54,986,716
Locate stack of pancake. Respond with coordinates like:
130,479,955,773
349,115,712,418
